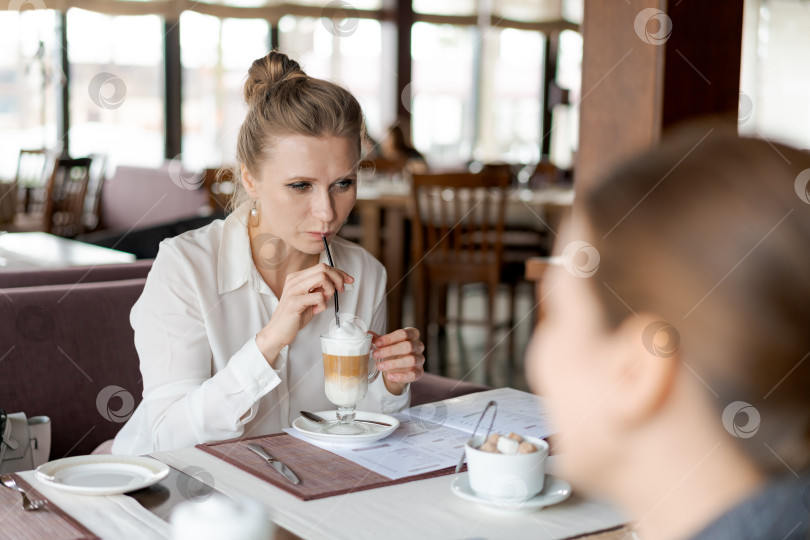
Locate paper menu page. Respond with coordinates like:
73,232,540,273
283,388,553,480
405,387,552,440
284,416,469,480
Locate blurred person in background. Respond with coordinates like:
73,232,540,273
527,125,810,540
379,123,428,174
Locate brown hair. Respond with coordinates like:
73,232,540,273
580,123,810,474
227,51,366,211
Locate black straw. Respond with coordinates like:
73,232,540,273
322,236,340,328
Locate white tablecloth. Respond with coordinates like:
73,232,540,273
152,447,626,540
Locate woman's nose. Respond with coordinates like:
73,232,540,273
312,193,336,223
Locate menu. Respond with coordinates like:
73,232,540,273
284,387,552,480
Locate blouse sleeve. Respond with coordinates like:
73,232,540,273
359,262,411,413
126,241,281,452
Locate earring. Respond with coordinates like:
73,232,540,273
249,199,260,228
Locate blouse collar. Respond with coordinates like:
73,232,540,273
217,202,331,296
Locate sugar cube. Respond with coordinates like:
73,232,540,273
517,442,537,454
496,436,520,455
479,441,498,453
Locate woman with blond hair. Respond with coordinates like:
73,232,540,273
527,125,810,539
113,52,425,454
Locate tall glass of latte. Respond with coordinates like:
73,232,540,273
320,317,379,435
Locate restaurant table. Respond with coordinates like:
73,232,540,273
3,387,630,540
354,182,574,331
0,231,135,268
149,447,627,540
7,456,631,540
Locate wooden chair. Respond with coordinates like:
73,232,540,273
15,149,60,216
410,170,512,380
44,157,92,238
524,256,554,325
81,154,107,233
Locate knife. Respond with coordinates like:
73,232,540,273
246,443,301,485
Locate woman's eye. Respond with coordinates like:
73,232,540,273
288,182,310,192
333,179,355,190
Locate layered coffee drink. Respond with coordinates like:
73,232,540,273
323,352,369,407
320,315,378,434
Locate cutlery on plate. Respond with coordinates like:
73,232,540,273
1,474,45,511
300,410,392,427
245,443,300,485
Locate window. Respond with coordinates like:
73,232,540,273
181,11,270,170
279,15,388,144
549,29,582,169
413,0,476,17
67,8,165,169
410,22,477,166
740,0,810,149
0,9,59,180
477,27,544,164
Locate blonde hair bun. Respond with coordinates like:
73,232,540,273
243,50,307,106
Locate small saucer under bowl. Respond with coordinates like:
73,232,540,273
450,474,571,513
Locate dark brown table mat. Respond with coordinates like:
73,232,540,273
197,432,464,501
0,473,99,540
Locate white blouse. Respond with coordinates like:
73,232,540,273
112,204,410,455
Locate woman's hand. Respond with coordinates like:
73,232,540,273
370,328,425,396
255,263,353,365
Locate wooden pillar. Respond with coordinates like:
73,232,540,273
164,19,182,160
57,11,70,157
540,31,560,159
395,0,414,140
576,0,744,190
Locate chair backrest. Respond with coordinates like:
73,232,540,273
411,171,511,266
410,373,490,407
45,157,93,237
101,163,209,230
82,154,107,233
0,278,147,458
0,259,154,289
15,149,60,215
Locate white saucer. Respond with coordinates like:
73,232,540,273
36,455,170,496
291,410,399,445
450,474,571,513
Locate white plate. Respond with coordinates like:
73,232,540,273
291,410,399,445
450,474,571,514
35,455,170,495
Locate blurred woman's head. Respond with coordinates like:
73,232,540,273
527,124,810,533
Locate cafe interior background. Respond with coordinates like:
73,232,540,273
1,0,809,394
